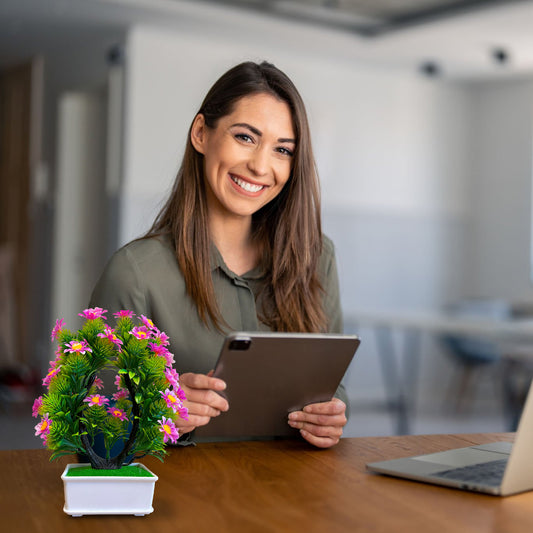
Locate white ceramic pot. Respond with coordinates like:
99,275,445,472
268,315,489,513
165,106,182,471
61,463,158,517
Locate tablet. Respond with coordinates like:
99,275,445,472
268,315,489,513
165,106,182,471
194,331,360,440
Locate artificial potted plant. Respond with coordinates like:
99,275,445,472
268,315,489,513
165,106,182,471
32,307,188,516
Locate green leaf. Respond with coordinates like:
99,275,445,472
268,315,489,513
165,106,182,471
133,375,140,385
118,369,128,374
135,393,142,404
128,370,135,379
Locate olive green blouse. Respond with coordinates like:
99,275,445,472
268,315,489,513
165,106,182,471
89,233,348,408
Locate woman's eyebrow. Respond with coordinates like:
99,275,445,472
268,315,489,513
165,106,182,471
231,122,295,144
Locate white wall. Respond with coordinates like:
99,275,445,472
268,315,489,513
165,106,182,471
464,77,533,302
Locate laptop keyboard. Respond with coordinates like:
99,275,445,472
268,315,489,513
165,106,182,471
433,458,508,486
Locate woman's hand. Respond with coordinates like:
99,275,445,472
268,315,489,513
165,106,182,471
176,372,229,434
288,398,347,448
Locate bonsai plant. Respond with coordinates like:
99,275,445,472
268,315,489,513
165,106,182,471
32,307,188,470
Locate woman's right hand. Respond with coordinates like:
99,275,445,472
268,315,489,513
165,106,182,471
176,372,229,434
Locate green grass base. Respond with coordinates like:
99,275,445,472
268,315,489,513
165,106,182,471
67,464,154,478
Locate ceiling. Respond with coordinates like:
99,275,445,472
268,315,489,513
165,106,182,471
199,0,515,37
1,0,533,80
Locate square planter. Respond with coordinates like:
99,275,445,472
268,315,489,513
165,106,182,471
61,463,158,517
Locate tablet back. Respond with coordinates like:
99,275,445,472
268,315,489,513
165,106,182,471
194,332,359,440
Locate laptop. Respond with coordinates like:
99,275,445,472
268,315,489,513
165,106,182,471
194,331,360,440
366,380,533,496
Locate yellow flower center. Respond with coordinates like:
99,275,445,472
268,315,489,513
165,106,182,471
72,342,83,350
163,424,171,435
41,420,48,431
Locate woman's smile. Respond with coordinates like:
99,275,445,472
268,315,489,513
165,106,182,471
228,173,267,196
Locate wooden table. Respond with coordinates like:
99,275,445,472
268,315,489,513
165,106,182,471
2,433,531,532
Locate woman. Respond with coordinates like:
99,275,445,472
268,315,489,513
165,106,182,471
90,61,347,448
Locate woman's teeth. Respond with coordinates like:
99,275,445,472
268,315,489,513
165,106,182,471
231,175,264,193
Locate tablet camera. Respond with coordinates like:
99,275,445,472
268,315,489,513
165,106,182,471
229,338,251,351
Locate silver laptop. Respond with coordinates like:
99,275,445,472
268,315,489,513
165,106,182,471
367,380,533,496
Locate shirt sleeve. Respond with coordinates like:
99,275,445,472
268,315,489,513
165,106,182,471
320,237,350,417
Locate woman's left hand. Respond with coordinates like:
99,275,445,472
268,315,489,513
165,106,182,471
288,398,347,448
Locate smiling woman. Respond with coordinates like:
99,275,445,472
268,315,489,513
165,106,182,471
90,61,348,449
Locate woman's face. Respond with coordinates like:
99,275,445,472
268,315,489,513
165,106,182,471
191,92,295,221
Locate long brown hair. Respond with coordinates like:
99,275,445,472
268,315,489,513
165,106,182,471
146,61,326,332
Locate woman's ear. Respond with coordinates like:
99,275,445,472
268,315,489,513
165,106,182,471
190,113,207,154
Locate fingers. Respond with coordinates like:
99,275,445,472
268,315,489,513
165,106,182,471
288,399,347,449
303,398,346,415
181,372,226,392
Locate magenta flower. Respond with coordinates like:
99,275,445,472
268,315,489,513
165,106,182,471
92,376,104,390
35,413,51,439
114,310,134,319
97,327,123,349
64,339,92,355
160,388,183,413
176,386,187,402
177,406,189,420
83,394,110,407
158,416,179,444
114,374,125,389
153,331,170,346
51,318,65,341
165,368,180,389
112,389,129,401
150,343,175,366
130,326,149,340
78,307,107,320
107,406,128,421
148,342,169,358
140,315,156,330
42,364,61,387
32,396,43,418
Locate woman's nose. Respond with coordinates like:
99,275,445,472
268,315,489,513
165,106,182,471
247,147,269,176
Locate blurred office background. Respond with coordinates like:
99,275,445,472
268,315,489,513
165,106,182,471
2,0,533,448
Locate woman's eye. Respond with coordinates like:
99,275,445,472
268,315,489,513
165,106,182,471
235,133,253,143
277,147,294,157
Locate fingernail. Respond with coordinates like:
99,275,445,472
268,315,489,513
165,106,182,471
288,412,297,420
215,380,226,390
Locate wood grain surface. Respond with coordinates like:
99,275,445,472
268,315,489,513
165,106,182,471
2,433,529,533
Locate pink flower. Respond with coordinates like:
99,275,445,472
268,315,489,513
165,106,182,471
130,326,149,340
107,407,128,421
177,406,189,421
97,327,123,349
165,368,180,389
112,389,129,401
140,315,156,330
51,318,65,341
158,416,179,444
32,396,43,418
83,394,110,407
114,374,124,389
35,413,51,439
92,376,104,390
114,310,134,319
160,388,183,413
149,343,174,366
79,307,107,320
64,340,92,355
153,331,169,346
42,364,61,387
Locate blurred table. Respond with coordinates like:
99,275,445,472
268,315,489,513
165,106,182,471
2,433,532,533
345,309,533,434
